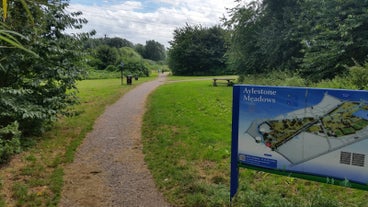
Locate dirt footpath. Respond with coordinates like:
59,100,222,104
59,74,170,207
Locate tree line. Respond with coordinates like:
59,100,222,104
168,0,368,83
82,37,166,76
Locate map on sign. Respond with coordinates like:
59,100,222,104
236,85,368,185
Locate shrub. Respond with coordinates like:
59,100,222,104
105,65,118,72
0,122,21,163
349,62,368,90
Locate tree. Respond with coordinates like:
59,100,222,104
168,24,229,76
144,40,166,61
0,0,89,159
82,37,133,49
105,37,133,48
224,0,303,75
94,45,119,69
134,43,145,57
224,0,368,82
296,0,368,81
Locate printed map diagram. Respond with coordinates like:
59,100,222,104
246,93,368,165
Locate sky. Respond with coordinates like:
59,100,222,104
66,0,240,48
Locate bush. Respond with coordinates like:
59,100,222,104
0,122,21,163
105,65,118,72
315,76,355,89
349,62,368,89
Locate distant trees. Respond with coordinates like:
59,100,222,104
83,37,134,49
168,24,229,76
83,38,166,74
224,0,368,82
144,40,166,61
134,40,166,61
95,45,119,70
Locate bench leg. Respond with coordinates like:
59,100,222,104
213,80,217,86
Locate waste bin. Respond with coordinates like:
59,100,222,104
127,75,132,85
134,75,139,80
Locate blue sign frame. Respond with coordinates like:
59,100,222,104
231,85,368,201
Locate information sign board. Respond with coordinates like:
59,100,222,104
231,85,368,200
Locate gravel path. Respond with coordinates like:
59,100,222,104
59,74,170,207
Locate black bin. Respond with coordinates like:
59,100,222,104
127,75,132,85
134,75,139,80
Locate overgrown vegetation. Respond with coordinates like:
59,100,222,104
0,0,90,163
224,0,368,82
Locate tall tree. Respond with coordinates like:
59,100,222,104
168,24,228,75
296,0,368,81
144,40,166,61
225,0,368,81
224,0,302,75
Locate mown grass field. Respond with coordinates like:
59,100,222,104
0,74,367,207
0,76,155,207
142,76,368,207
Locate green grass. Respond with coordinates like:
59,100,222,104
143,80,232,206
0,76,154,206
142,79,368,207
1,73,367,206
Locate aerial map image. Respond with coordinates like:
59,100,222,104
235,85,368,185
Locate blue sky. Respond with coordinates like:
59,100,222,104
67,0,241,47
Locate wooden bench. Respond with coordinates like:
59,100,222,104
213,78,235,86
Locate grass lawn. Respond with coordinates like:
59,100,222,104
142,78,368,207
0,76,154,207
1,74,367,207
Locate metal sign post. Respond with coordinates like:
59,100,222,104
230,86,240,202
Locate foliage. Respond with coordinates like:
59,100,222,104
168,24,229,76
143,40,166,61
0,0,89,162
296,0,368,81
119,47,150,76
348,62,368,89
94,45,119,70
238,70,307,87
224,0,368,82
84,41,164,78
224,0,302,75
134,43,145,57
0,121,20,163
0,0,38,56
119,47,143,64
82,37,133,49
315,62,368,90
122,62,150,77
85,68,120,79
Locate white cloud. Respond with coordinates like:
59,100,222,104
67,0,239,47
